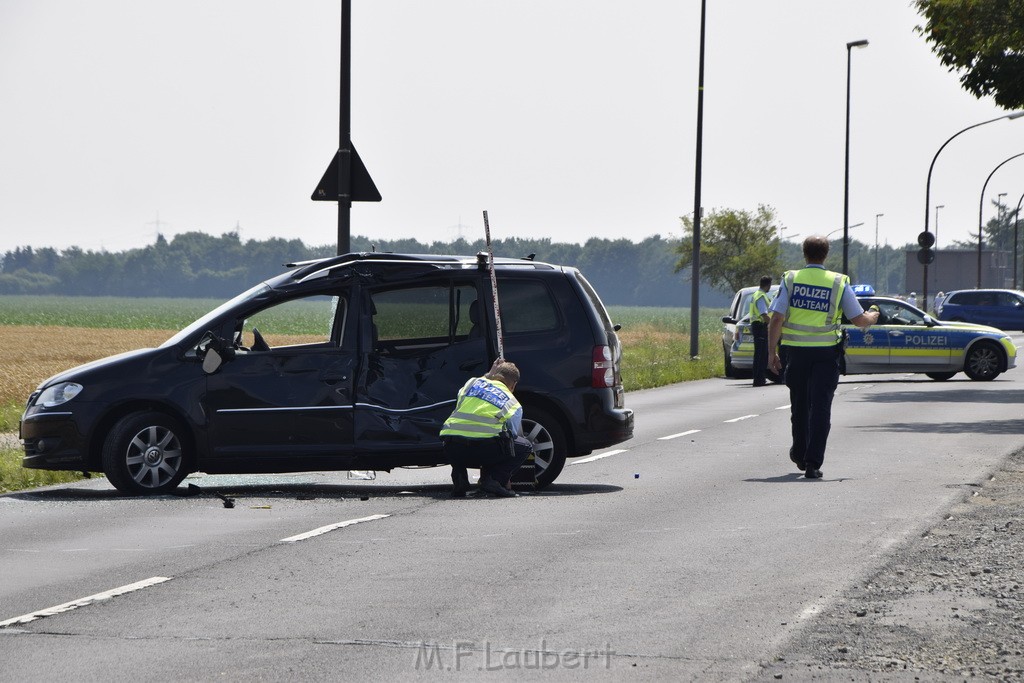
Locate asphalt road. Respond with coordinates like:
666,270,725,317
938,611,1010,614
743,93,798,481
2,336,1023,681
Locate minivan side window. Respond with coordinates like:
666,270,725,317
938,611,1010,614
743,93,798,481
500,280,560,334
240,295,346,349
370,282,478,349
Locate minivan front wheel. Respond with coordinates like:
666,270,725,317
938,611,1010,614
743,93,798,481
102,411,190,495
521,408,567,489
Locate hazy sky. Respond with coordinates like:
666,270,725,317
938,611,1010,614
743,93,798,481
3,0,1024,259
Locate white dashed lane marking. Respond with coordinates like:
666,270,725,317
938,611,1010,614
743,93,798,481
723,414,759,423
0,576,172,629
572,449,628,465
658,429,701,441
279,514,390,543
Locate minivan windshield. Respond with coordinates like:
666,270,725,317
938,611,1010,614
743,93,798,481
160,283,273,348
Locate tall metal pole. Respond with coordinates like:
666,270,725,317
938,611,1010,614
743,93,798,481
977,153,1024,287
874,213,883,287
336,0,353,255
933,204,944,292
689,0,706,360
1015,192,1024,289
844,39,868,277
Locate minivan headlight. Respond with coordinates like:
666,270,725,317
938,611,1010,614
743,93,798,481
36,382,83,408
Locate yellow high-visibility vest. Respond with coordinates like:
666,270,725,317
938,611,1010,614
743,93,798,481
749,288,773,322
780,268,848,347
440,377,520,439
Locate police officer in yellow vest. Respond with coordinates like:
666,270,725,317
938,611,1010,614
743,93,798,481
440,360,532,498
749,275,774,386
767,235,878,479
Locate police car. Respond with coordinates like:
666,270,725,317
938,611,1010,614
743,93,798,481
724,284,1018,381
843,285,1016,381
721,284,782,379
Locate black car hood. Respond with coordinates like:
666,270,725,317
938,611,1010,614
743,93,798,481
38,347,165,389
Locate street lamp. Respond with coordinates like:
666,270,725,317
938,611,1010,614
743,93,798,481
978,153,1024,287
923,112,1024,303
844,39,869,275
827,222,863,239
874,213,884,287
689,0,707,360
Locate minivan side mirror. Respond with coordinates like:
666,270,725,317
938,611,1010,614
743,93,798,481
722,316,736,324
202,348,224,374
198,331,235,374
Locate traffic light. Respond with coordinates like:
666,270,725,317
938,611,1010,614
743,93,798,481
917,231,935,265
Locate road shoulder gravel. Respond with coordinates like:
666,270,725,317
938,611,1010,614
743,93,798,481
756,447,1024,681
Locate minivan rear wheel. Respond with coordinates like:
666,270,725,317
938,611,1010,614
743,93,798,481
521,408,566,489
102,411,190,495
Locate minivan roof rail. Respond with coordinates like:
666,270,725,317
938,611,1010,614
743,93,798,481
286,252,553,282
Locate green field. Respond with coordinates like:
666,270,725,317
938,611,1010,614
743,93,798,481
0,296,730,492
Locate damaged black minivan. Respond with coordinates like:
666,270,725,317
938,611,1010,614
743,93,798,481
20,253,633,495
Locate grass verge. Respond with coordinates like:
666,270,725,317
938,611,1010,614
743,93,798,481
1,402,22,433
0,447,87,494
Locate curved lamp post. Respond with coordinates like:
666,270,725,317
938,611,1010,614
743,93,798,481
828,222,863,239
843,39,869,275
923,112,1024,301
977,153,1024,287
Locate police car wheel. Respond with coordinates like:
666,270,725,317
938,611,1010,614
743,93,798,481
964,341,1002,381
926,371,957,381
723,345,736,378
521,408,566,489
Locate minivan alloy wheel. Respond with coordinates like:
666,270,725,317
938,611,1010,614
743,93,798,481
102,411,190,495
521,408,567,489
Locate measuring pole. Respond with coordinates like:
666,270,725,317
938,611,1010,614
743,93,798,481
482,210,505,360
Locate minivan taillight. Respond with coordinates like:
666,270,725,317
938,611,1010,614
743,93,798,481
592,345,615,388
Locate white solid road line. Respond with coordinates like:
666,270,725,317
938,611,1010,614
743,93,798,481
279,514,390,543
0,576,171,629
658,429,701,441
723,414,759,423
572,449,628,465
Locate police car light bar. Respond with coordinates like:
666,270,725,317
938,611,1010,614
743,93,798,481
851,284,875,296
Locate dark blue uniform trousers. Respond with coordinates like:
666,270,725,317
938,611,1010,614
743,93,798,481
443,434,532,485
783,343,841,470
751,320,768,384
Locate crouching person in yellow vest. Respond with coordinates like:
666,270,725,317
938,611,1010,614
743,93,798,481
440,360,533,498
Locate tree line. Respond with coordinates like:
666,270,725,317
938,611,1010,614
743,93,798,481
10,202,998,307
0,231,728,307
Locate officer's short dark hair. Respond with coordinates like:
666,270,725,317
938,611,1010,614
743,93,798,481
803,235,830,263
487,362,520,387
759,275,772,288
